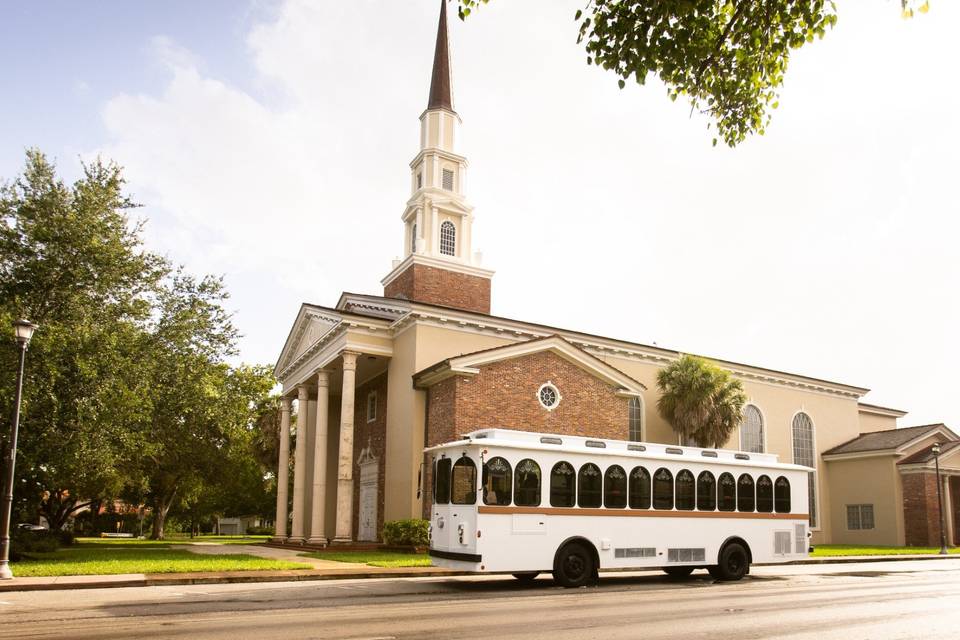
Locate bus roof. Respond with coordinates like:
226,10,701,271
425,428,813,473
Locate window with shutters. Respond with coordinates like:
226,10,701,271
366,391,377,423
440,221,456,256
416,172,423,189
410,223,417,253
442,168,454,190
792,412,818,527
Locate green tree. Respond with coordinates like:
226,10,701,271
0,150,165,529
134,272,275,539
656,355,746,448
458,1,929,146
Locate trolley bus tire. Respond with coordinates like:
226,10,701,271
553,542,595,588
511,572,539,583
662,566,695,579
715,542,750,581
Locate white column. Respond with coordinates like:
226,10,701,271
272,396,292,542
333,351,359,544
308,370,330,546
289,384,310,542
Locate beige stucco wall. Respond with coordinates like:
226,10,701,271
857,410,898,434
824,456,902,545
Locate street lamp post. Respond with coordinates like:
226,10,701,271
0,319,38,580
932,442,949,556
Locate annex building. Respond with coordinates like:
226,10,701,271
271,1,958,549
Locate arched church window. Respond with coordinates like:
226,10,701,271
440,221,456,256
740,404,764,453
628,397,643,441
792,412,817,527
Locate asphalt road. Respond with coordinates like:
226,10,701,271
3,559,960,640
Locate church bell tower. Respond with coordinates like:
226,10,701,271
381,0,494,314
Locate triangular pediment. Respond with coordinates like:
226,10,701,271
414,335,646,396
274,305,342,376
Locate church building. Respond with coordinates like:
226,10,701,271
272,1,958,549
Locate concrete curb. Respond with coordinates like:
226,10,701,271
1,554,956,593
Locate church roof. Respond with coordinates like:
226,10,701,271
427,0,454,111
822,423,957,456
897,440,960,465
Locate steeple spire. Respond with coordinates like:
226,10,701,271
427,0,454,112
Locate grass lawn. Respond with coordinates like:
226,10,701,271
75,535,270,547
813,545,960,557
304,550,432,568
14,541,311,577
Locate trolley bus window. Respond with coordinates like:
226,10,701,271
675,470,695,510
482,457,512,506
436,458,451,505
515,459,541,506
653,468,674,510
604,465,627,509
718,472,736,511
756,475,774,513
550,461,576,507
629,467,651,509
451,457,477,505
697,471,717,511
774,476,791,513
737,474,755,512
578,463,602,508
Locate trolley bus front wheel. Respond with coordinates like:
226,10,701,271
553,542,595,588
711,541,750,581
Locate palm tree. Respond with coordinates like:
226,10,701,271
656,355,746,448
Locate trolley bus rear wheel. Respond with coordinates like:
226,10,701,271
662,566,695,578
511,572,539,583
553,542,595,588
715,542,749,581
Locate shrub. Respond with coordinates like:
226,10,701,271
10,529,60,561
382,519,429,546
58,529,76,546
246,526,274,536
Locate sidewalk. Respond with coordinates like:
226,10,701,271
1,552,957,593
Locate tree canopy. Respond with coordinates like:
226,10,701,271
458,1,930,146
0,150,279,537
656,354,746,448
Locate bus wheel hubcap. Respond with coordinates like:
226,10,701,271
566,554,584,577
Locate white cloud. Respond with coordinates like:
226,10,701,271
95,0,959,426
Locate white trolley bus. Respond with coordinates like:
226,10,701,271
426,429,812,587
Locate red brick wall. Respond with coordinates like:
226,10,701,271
384,263,491,314
352,372,388,541
421,350,632,517
902,471,942,546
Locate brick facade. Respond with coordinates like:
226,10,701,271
384,262,491,314
421,350,631,517
901,471,943,546
352,372,388,541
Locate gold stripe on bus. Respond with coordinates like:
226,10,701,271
477,506,807,520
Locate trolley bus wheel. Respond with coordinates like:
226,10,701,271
511,572,539,583
553,542,595,588
715,542,749,581
662,566,695,579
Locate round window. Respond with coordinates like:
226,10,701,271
537,382,561,411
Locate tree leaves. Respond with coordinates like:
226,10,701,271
655,355,747,449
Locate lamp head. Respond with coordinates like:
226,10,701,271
12,319,37,345
932,442,942,456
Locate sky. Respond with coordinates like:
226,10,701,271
2,1,958,428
